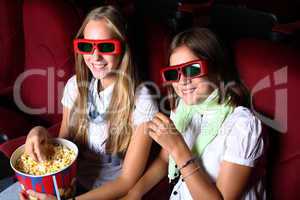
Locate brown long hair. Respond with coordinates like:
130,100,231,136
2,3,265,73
70,6,136,154
167,28,249,109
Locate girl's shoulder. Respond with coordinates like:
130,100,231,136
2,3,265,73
65,74,77,89
61,75,78,108
222,106,262,138
134,84,157,103
221,106,264,167
227,106,260,125
132,84,158,125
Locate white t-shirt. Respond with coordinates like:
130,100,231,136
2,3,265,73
169,106,265,200
61,75,158,189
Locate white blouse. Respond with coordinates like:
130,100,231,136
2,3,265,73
61,75,158,189
169,106,265,200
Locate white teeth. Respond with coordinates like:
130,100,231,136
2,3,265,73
93,63,106,68
182,88,195,94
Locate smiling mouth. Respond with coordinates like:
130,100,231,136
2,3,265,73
182,88,196,94
92,63,107,70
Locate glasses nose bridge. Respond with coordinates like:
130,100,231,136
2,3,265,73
91,44,103,60
178,65,192,84
177,65,185,79
92,42,98,53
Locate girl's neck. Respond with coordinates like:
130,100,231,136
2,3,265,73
98,74,116,91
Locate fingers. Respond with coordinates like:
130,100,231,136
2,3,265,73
155,112,171,124
26,190,41,199
19,191,28,200
20,190,56,200
148,112,176,135
150,113,168,130
153,112,174,129
25,127,48,162
25,141,38,162
34,141,46,162
151,115,164,127
148,121,158,133
26,190,57,200
148,129,158,143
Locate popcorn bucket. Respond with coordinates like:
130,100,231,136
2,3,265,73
10,138,78,200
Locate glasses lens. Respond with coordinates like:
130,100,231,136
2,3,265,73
163,69,179,81
98,43,115,53
77,42,93,53
183,63,201,77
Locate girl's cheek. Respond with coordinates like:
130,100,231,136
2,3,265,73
173,85,182,97
83,55,91,65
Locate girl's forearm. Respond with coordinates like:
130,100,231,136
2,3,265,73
75,177,132,200
129,155,168,197
172,141,222,200
75,157,168,200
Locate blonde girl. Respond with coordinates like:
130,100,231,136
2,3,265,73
20,5,158,200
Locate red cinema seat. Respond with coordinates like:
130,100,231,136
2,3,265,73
0,0,24,95
141,17,172,200
234,38,300,200
0,0,81,140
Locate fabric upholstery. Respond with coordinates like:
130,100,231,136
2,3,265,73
19,0,81,125
0,0,24,91
0,0,82,140
0,107,33,139
234,38,300,199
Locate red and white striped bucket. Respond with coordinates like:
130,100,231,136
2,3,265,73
10,138,78,200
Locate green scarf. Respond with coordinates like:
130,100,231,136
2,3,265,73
168,89,234,180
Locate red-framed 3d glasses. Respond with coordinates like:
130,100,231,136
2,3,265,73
73,38,122,55
160,59,208,83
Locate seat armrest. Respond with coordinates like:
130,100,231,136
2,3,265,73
0,122,61,158
0,136,26,158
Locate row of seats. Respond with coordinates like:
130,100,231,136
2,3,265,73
234,39,300,200
0,0,82,140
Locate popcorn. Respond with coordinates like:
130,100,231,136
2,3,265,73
16,143,76,176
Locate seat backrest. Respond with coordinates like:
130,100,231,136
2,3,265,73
246,0,300,23
16,0,82,125
144,20,171,89
234,38,300,199
211,5,277,40
0,0,24,90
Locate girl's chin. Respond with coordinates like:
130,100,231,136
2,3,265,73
90,68,110,79
182,95,196,105
92,72,108,80
182,95,205,105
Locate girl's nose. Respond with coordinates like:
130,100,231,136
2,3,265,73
91,48,103,60
178,73,191,85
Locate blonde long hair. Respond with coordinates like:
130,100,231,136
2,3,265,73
70,6,136,155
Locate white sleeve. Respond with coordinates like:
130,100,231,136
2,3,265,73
61,75,78,109
222,109,264,167
132,85,159,126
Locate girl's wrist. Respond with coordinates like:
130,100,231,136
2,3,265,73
171,140,193,167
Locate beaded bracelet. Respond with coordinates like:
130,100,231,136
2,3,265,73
178,156,197,171
182,166,201,181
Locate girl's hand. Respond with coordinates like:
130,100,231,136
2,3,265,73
25,126,49,162
148,112,185,155
19,190,57,200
